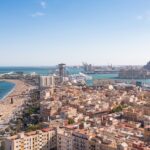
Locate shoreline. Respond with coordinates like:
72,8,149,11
0,80,16,101
0,79,34,128
0,79,31,103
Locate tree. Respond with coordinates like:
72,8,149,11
111,105,123,113
26,124,41,132
68,118,75,124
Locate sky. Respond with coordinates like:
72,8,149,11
0,0,150,66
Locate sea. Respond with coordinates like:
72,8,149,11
0,81,15,100
0,67,150,100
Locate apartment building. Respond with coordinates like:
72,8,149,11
60,107,77,119
72,130,90,150
123,107,143,122
40,101,62,121
144,125,150,142
40,76,55,88
57,128,72,150
5,128,57,150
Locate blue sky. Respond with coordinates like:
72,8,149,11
0,0,150,66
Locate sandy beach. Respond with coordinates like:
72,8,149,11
0,79,33,126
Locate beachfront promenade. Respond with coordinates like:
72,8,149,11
0,80,33,130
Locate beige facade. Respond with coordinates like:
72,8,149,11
60,107,77,119
5,128,57,150
72,131,90,150
57,129,72,150
40,101,62,121
57,128,118,150
123,108,143,122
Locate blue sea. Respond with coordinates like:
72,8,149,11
0,67,150,100
0,67,55,75
0,67,82,75
0,81,15,100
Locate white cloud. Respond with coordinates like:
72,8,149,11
31,12,46,17
137,11,150,20
40,1,46,9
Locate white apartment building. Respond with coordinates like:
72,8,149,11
5,128,57,150
40,76,55,88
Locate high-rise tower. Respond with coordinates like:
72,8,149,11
58,63,66,83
